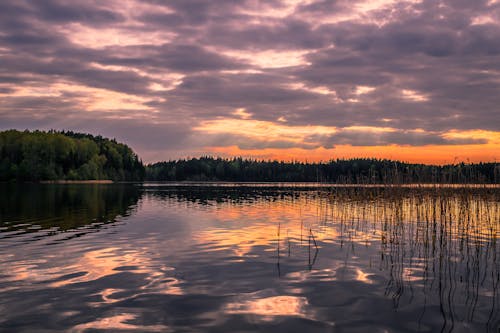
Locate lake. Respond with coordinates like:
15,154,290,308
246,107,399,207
0,183,498,332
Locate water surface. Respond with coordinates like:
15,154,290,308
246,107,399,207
0,183,498,332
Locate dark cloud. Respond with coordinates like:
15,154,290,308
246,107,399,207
203,18,327,50
0,55,154,95
154,44,245,72
0,96,77,115
171,73,317,106
31,0,125,24
309,130,489,148
0,87,14,94
200,133,318,150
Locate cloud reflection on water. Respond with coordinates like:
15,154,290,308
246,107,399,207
0,185,498,332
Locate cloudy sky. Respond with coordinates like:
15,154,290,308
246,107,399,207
1,0,499,164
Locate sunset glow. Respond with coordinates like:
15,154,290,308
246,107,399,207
0,0,499,164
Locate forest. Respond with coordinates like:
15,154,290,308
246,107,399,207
1,130,498,183
0,130,145,181
146,157,499,184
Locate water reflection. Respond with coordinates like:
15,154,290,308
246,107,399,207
0,183,141,242
225,292,317,323
325,188,499,332
148,186,499,332
72,313,170,332
0,184,498,332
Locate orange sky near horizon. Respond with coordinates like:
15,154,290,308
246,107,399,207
205,144,499,165
193,120,499,165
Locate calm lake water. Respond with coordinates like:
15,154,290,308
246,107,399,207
0,183,498,332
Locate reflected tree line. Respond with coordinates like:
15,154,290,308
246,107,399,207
144,185,305,205
0,183,141,237
146,157,499,183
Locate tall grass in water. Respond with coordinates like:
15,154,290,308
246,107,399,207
323,187,499,332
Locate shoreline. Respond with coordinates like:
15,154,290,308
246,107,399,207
1,180,497,188
140,181,500,188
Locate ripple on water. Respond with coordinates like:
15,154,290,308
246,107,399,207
0,185,498,332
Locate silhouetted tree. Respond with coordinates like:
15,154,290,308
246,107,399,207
145,157,498,184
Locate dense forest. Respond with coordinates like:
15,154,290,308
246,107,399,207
146,157,499,184
0,130,145,181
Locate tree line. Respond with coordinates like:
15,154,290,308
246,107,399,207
0,130,145,181
1,130,498,183
146,157,499,184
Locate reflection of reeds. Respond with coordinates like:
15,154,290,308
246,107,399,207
323,187,499,332
276,213,320,273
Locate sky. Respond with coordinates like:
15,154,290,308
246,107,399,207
0,0,499,164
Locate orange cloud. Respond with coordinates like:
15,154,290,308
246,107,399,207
195,117,499,164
